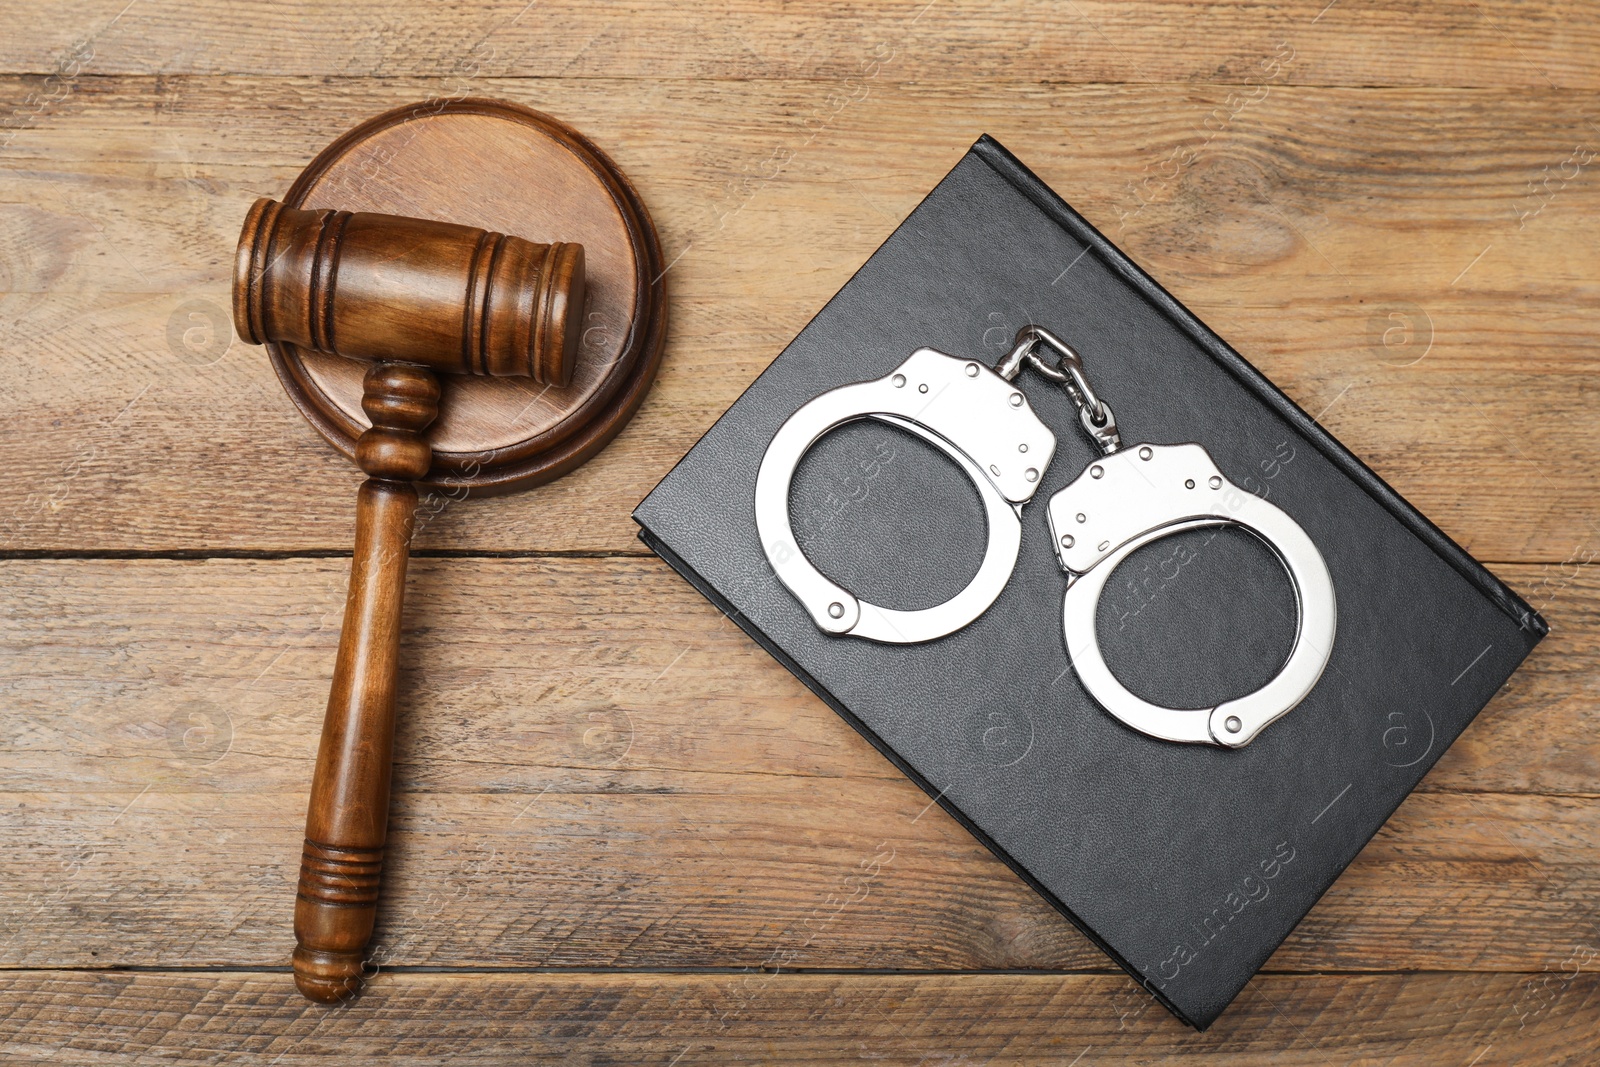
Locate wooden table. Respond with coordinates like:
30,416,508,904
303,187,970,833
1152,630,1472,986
2,2,1597,1062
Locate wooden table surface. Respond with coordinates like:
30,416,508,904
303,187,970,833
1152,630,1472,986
3,1,1598,1063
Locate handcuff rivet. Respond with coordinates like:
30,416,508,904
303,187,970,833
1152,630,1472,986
757,345,1057,647
758,327,1336,748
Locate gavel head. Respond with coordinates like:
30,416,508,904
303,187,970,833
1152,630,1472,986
233,198,586,387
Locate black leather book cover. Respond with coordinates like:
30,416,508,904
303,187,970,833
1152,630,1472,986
633,136,1546,1029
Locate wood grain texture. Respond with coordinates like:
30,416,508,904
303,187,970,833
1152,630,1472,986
286,366,437,1002
0,0,1594,89
253,98,669,493
3,783,1595,975
0,559,1595,975
3,78,1599,557
2,558,1589,797
0,971,1595,1065
2,0,1597,1054
236,199,584,386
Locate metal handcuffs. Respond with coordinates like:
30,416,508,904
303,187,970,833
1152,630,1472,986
753,325,1336,748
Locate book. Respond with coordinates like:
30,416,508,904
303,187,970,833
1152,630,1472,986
633,135,1545,1029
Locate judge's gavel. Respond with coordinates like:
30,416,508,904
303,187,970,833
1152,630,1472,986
233,198,585,1002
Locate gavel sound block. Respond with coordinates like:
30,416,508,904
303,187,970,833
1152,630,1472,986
232,99,666,1003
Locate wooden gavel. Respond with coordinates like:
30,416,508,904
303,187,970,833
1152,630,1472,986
233,198,585,1002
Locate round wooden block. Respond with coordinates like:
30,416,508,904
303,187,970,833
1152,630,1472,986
268,98,667,495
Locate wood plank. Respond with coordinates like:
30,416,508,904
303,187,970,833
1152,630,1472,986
2,557,1588,796
0,971,1596,1063
4,786,1594,975
2,78,1597,557
1,559,1595,973
8,79,1598,296
0,0,1594,89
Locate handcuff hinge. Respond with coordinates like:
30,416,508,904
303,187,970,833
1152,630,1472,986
996,325,1122,456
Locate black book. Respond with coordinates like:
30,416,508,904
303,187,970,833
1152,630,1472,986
633,136,1545,1029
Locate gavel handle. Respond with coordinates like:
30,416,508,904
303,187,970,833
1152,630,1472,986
293,363,440,1003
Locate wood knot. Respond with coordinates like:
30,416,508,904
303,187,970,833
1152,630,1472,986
356,363,439,481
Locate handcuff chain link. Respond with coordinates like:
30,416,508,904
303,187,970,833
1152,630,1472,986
994,324,1122,456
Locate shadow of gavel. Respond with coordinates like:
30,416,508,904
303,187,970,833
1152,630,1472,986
233,199,585,1002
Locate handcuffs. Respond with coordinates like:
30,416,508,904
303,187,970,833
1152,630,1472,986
753,325,1336,748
